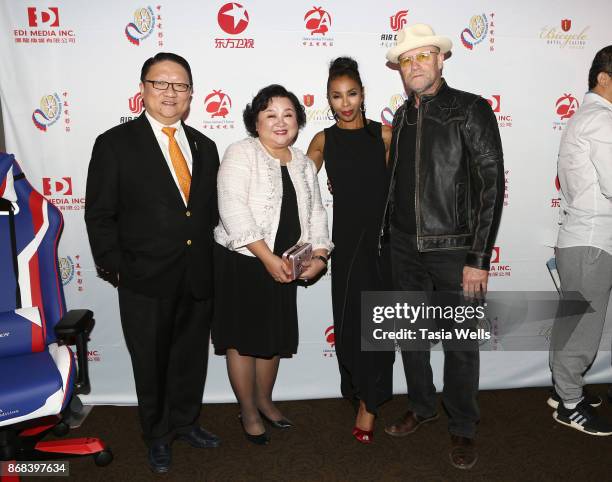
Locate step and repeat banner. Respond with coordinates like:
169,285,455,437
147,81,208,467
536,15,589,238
1,0,611,404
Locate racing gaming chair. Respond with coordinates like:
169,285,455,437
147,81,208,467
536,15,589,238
0,153,112,473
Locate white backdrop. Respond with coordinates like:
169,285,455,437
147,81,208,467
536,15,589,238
1,0,611,404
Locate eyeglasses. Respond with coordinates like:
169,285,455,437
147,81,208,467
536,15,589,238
398,51,438,69
143,80,191,92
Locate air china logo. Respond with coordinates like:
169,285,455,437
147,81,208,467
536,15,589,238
380,93,408,127
202,90,235,130
43,177,72,196
485,95,513,128
32,93,62,131
302,6,334,47
460,13,495,51
129,92,144,114
390,10,408,31
28,7,59,27
215,3,254,48
41,177,84,212
13,7,76,45
125,6,163,46
540,19,589,49
489,247,512,278
323,325,335,357
119,92,145,124
552,93,579,131
380,10,408,48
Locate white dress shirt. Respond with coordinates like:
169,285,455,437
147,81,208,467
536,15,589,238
557,92,612,254
145,111,193,205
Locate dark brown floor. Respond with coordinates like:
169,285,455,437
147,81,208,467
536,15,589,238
42,384,612,481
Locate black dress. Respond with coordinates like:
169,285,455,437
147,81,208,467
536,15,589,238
323,121,393,414
213,166,301,357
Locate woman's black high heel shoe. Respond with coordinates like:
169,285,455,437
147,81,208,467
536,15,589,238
259,411,295,429
238,414,270,445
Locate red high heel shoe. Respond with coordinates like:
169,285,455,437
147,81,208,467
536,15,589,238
352,426,374,444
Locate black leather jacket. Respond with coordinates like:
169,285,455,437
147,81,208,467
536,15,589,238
381,79,504,271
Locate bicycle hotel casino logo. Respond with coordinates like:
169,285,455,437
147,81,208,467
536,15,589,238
203,90,235,130
13,7,76,45
302,6,333,47
460,13,496,52
540,18,589,49
32,92,71,133
215,2,254,49
302,93,334,127
42,176,85,212
380,10,408,48
125,6,164,47
552,93,579,131
489,247,512,278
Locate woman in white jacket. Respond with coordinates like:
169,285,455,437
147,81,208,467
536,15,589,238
213,84,332,445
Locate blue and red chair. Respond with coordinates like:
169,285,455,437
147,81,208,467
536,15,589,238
0,152,112,477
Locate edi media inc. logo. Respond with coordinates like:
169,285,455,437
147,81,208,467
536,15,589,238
13,7,76,45
41,176,84,212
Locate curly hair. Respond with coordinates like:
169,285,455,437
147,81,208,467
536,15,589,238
243,84,306,138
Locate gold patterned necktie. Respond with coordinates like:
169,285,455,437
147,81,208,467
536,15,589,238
161,126,191,201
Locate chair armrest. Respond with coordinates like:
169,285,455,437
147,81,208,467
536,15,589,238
54,309,95,395
54,309,94,338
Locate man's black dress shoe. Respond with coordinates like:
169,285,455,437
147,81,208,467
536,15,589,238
259,411,295,429
148,443,171,473
176,426,221,448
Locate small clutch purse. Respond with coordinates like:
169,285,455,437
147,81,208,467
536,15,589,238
282,243,313,280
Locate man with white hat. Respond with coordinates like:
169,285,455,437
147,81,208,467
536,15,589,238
381,24,504,469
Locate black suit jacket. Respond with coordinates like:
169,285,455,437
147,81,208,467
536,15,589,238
85,113,219,299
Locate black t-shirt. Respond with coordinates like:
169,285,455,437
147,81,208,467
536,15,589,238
391,105,418,234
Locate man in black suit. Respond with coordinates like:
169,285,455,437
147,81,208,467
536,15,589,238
85,52,220,473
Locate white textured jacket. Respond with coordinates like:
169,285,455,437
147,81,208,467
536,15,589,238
557,92,612,254
214,137,333,256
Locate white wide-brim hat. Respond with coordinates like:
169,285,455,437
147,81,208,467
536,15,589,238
386,24,453,64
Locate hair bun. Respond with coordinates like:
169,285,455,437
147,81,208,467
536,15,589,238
329,56,358,74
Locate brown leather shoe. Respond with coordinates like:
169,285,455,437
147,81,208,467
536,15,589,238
384,410,439,437
449,435,478,470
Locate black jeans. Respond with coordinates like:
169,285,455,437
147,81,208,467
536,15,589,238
390,227,480,439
